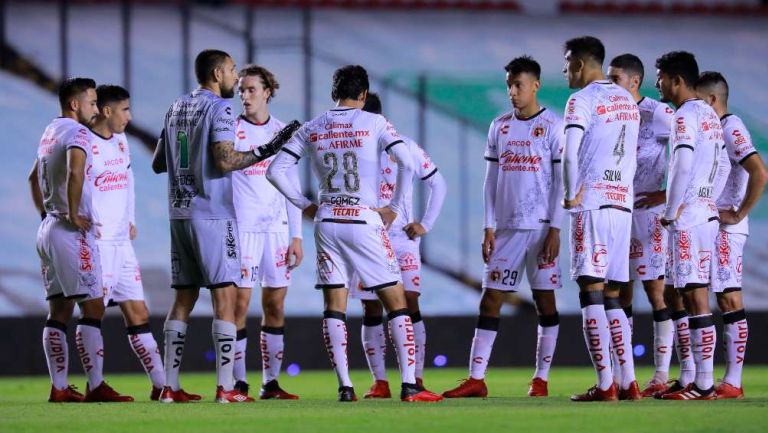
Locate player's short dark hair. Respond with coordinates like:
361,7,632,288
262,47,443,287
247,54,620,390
504,56,541,80
331,65,369,101
96,85,130,110
194,49,231,85
239,64,279,102
655,51,699,88
696,71,729,100
609,54,644,86
564,36,605,65
58,77,96,110
363,92,382,115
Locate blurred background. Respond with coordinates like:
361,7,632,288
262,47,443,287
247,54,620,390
1,0,767,374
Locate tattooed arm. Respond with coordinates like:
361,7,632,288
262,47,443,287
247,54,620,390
211,141,263,173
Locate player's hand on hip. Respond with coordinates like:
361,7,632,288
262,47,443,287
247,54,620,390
563,185,585,209
635,190,666,209
718,208,741,225
303,203,318,219
129,222,137,240
67,214,92,232
540,227,561,264
287,237,304,270
403,222,427,240
375,206,398,229
482,228,495,264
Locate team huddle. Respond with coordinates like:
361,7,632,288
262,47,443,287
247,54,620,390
30,35,764,404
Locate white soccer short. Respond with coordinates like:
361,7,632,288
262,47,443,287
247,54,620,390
711,230,746,293
98,240,144,305
482,228,562,292
570,207,632,283
315,221,401,291
170,218,241,288
237,231,291,289
629,208,668,281
350,235,421,300
36,216,103,301
666,219,719,289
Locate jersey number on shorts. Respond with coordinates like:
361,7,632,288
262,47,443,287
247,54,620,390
177,131,189,169
501,269,518,287
323,151,360,193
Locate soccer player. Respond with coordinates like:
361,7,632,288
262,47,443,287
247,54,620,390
231,65,302,400
696,71,768,399
89,85,165,400
606,54,676,397
151,49,298,403
267,65,443,403
654,51,727,400
348,92,447,399
442,56,564,399
560,36,640,402
29,78,133,402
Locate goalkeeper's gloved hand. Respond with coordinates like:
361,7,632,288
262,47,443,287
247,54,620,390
252,120,301,161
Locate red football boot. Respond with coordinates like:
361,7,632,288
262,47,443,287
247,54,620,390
619,381,642,401
640,380,667,398
528,377,548,397
415,377,425,391
84,382,134,402
660,383,715,400
654,379,685,399
715,381,744,399
402,384,443,402
215,385,255,403
259,380,299,400
48,384,85,403
364,380,392,399
442,378,488,398
150,386,162,401
159,386,202,403
570,383,618,402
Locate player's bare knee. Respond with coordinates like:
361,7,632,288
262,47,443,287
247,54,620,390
122,302,150,327
532,290,557,316
404,291,420,313
716,290,743,313
79,298,105,320
362,300,384,318
479,289,504,317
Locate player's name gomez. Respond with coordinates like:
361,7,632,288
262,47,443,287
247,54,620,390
319,195,365,217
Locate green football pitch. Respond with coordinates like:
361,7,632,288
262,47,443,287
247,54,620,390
1,367,767,433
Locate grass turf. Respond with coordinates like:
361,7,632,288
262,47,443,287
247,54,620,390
1,367,767,433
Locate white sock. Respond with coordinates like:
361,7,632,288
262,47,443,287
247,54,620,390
672,312,695,386
233,329,247,383
163,320,187,391
469,316,499,380
212,319,236,391
43,321,69,389
651,309,673,383
388,311,416,385
362,320,387,381
581,303,613,390
722,310,747,388
534,320,559,381
75,319,104,390
690,314,716,390
323,312,352,387
261,327,285,384
127,324,164,388
412,314,427,379
606,307,636,389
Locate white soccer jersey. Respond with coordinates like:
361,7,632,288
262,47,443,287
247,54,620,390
485,108,564,230
665,99,724,229
634,97,674,197
232,116,301,236
88,131,133,241
37,117,97,221
280,107,406,225
378,136,437,236
563,80,640,212
717,114,758,235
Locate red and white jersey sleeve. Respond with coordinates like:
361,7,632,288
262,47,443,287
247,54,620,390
634,97,674,199
88,132,132,241
487,108,564,230
280,108,403,225
563,81,639,212
665,100,723,229
717,114,758,234
378,136,437,235
232,116,301,234
37,118,97,221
